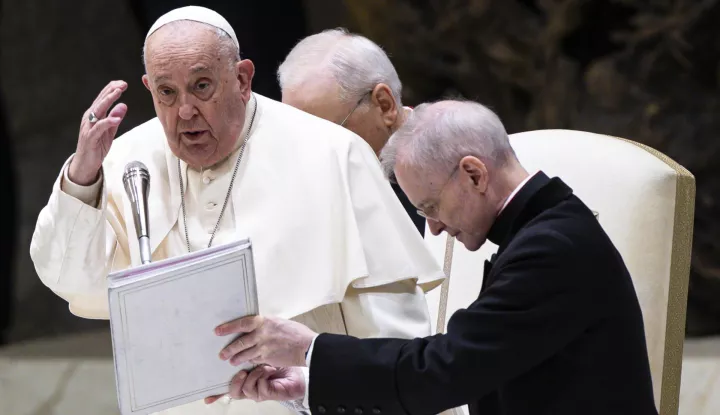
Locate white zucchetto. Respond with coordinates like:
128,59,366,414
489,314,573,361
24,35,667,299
145,6,239,50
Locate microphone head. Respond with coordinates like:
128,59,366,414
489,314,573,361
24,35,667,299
123,161,150,199
123,160,151,243
123,161,150,183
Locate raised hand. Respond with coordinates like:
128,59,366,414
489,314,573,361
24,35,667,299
68,80,128,185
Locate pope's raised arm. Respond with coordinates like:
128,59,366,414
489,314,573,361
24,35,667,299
30,81,132,319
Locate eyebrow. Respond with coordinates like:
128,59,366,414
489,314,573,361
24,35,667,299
153,66,212,84
190,65,210,74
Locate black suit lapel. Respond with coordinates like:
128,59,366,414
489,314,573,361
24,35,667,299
481,254,497,292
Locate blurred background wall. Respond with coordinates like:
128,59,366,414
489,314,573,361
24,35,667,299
0,0,718,346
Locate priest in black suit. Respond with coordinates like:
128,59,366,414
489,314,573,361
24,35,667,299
209,100,658,415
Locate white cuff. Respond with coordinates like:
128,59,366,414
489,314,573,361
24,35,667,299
301,366,310,410
278,397,310,414
61,160,103,207
300,334,319,411
305,334,318,367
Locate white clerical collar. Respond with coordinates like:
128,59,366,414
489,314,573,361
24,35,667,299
499,170,539,214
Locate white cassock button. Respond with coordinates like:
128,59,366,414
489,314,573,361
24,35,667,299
206,202,217,210
207,227,214,234
203,176,211,185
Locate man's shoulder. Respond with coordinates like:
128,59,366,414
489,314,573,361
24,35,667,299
505,197,618,268
487,206,607,300
537,196,609,246
256,94,366,150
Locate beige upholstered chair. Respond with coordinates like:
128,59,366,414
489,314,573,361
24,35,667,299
424,129,695,415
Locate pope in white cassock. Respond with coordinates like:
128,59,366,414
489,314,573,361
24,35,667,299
29,6,444,415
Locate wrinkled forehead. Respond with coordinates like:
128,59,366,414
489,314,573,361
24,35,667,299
146,23,218,61
145,25,224,78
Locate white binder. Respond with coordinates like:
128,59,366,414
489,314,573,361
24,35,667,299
107,238,259,415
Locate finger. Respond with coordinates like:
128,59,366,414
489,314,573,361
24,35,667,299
243,366,273,400
228,371,248,399
93,87,125,119
220,332,257,361
257,367,279,400
204,394,225,405
108,103,128,119
93,80,127,107
229,345,262,366
89,83,125,116
216,315,263,336
103,104,128,145
88,116,123,138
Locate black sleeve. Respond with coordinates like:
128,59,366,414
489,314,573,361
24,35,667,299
308,230,603,415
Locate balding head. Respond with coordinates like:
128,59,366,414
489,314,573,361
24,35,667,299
380,100,516,181
381,100,526,251
278,28,402,106
277,28,406,155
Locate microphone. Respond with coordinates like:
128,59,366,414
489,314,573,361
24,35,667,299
123,161,151,265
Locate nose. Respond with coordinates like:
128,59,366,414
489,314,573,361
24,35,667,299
178,94,198,120
426,218,445,236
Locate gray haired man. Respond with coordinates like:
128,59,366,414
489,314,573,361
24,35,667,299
277,28,425,235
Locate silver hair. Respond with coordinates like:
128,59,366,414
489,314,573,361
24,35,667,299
380,100,517,182
142,20,240,71
277,28,403,106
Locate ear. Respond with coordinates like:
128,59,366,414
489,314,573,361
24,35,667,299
142,74,151,91
370,83,398,128
459,156,489,193
236,59,255,101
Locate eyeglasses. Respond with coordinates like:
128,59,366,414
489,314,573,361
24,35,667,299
416,164,460,219
340,91,372,126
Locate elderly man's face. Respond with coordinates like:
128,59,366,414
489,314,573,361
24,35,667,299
282,82,399,155
142,23,254,169
396,157,495,251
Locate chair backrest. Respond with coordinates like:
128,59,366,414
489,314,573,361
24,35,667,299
424,129,695,415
